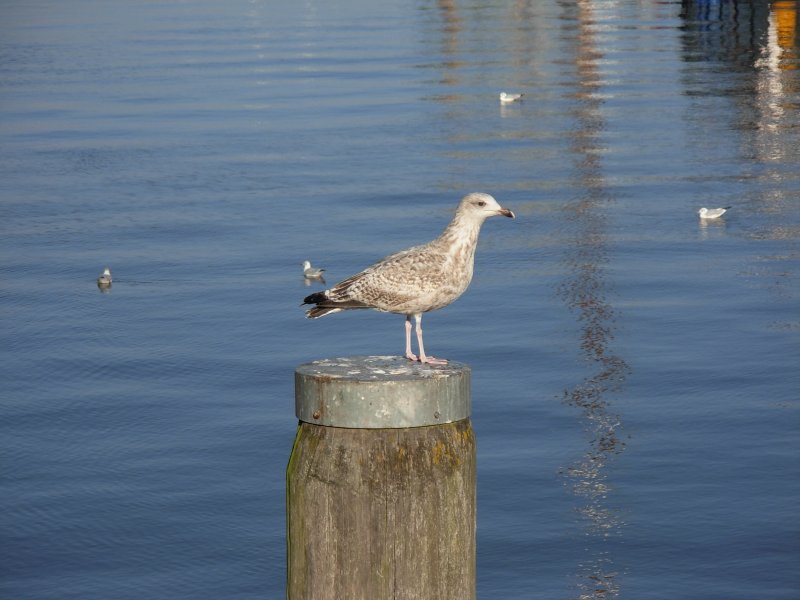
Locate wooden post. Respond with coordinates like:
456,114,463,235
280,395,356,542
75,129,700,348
287,356,475,600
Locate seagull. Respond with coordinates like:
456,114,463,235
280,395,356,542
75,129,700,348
302,193,515,365
303,261,326,279
698,207,731,219
97,267,112,286
499,92,524,103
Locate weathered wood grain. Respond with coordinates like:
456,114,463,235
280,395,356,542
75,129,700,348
287,419,476,600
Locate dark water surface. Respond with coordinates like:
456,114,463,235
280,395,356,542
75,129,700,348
2,1,798,598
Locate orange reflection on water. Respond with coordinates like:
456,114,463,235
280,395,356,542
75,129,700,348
773,1,798,62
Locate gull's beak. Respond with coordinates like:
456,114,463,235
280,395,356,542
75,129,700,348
499,207,515,219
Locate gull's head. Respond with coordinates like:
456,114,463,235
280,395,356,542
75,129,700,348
302,261,312,270
101,267,111,277
459,192,515,221
698,208,708,216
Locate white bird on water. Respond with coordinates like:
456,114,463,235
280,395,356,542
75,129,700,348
302,193,515,365
698,207,731,219
303,261,325,279
97,267,112,286
499,92,524,103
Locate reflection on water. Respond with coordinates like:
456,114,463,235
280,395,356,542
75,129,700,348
557,2,629,598
698,215,729,241
682,0,799,169
752,2,799,230
682,1,799,307
436,0,464,95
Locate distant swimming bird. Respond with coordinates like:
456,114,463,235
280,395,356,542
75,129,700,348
698,207,731,219
303,261,326,279
302,193,515,365
97,267,112,286
499,92,524,103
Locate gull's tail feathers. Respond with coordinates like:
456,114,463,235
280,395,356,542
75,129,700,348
303,290,371,319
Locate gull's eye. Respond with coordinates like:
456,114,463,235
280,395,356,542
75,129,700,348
477,201,486,207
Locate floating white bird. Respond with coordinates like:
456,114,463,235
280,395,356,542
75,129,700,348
97,267,112,286
303,261,326,279
698,207,731,219
499,92,524,103
302,193,515,365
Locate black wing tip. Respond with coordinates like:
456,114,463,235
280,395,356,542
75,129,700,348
303,291,327,305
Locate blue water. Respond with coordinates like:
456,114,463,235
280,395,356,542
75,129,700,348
2,1,798,598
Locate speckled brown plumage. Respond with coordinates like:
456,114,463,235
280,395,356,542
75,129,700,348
303,192,515,364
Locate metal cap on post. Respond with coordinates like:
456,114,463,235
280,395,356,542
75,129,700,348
295,355,471,428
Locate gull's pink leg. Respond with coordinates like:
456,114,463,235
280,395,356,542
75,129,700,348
414,313,448,365
404,315,418,361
